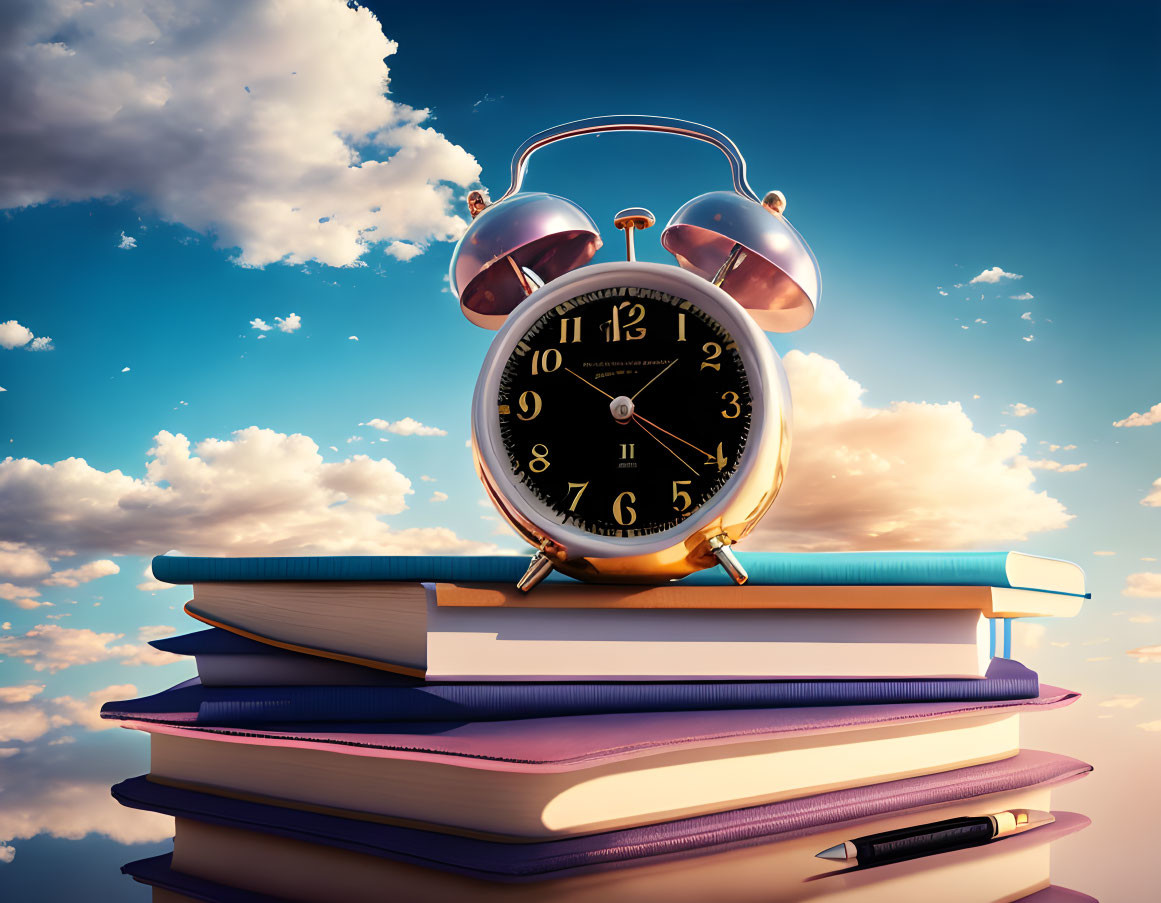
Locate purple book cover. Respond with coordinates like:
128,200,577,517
114,750,1091,879
101,681,1078,770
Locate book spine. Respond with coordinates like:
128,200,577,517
192,676,1039,724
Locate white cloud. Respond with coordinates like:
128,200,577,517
0,583,46,609
1128,646,1161,663
1123,573,1161,598
1094,550,1116,556
49,684,139,732
1129,615,1156,624
120,366,130,373
0,0,480,267
361,416,447,437
1138,720,1161,732
974,319,987,325
0,321,34,349
250,318,272,331
1021,335,1034,342
28,336,53,352
1004,402,1037,417
970,267,1022,284
938,290,948,296
1021,312,1033,321
429,491,449,503
1046,444,1077,452
0,843,12,863
136,563,169,592
1,622,10,630
747,352,1072,552
1010,292,1034,301
0,685,45,704
0,624,179,673
420,475,436,482
117,231,137,250
1013,457,1087,473
41,559,120,587
348,335,359,341
1142,479,1161,507
275,312,302,333
1113,403,1161,428
386,241,423,261
1099,695,1143,709
0,542,51,579
0,426,497,558
1055,379,1063,384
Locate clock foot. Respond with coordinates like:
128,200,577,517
516,551,555,593
708,535,748,585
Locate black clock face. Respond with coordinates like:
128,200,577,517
497,287,753,538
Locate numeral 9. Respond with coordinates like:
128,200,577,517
517,390,542,421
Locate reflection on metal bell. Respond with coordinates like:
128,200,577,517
662,191,819,333
450,192,602,330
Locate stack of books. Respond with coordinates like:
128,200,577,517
105,551,1095,902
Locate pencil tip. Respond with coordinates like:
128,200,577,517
815,843,850,861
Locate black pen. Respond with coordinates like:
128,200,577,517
815,809,1055,867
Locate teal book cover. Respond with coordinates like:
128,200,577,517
0,1,1155,899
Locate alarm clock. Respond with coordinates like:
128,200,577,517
450,116,820,590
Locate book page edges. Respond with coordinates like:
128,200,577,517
183,603,427,679
434,584,1084,618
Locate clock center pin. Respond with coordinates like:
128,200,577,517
609,395,635,423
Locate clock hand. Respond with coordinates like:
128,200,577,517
631,359,677,401
563,367,614,400
565,364,715,465
633,417,699,476
632,412,715,462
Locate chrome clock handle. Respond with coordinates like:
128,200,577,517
498,115,762,204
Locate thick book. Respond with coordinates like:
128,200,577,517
115,751,1091,900
126,646,1041,718
151,551,1088,596
184,583,1003,679
102,683,1077,839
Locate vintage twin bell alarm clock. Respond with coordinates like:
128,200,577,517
450,116,820,591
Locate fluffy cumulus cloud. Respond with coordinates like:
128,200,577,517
970,266,1023,284
117,231,137,250
361,417,448,437
1142,478,1161,507
41,559,120,587
748,352,1072,552
0,748,174,849
0,683,137,743
275,313,302,333
1123,573,1161,598
429,490,449,503
1113,403,1161,428
1011,292,1034,301
0,0,481,267
0,542,51,579
0,582,46,609
1004,402,1036,418
250,318,272,332
0,426,496,559
0,624,180,673
0,320,34,349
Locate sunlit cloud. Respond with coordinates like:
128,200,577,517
970,266,1022,284
0,624,182,673
1113,403,1161,428
1123,573,1161,598
1139,478,1161,507
360,417,448,437
1127,645,1161,663
1099,695,1144,709
41,559,120,588
1004,402,1036,417
750,354,1073,551
0,0,480,267
0,427,497,559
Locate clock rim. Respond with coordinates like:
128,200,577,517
471,261,787,563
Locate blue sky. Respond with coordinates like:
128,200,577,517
0,0,1158,897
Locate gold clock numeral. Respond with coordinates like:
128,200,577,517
676,312,687,342
672,480,692,512
612,490,637,526
531,348,562,375
565,481,589,512
559,317,582,344
706,442,728,471
619,443,635,460
529,443,551,473
516,390,542,421
720,391,741,419
607,302,646,342
701,342,722,371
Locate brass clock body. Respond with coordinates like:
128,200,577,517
471,262,791,582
